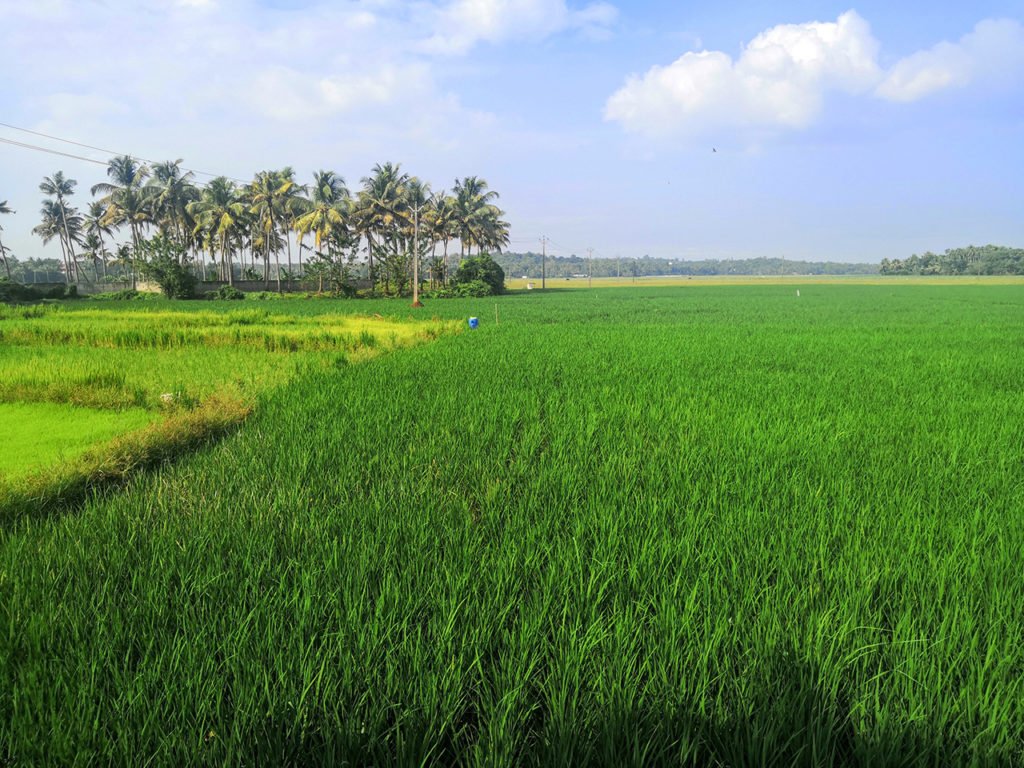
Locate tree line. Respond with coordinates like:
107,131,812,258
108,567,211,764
0,157,510,295
880,246,1024,276
496,253,879,279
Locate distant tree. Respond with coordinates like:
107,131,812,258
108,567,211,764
38,172,82,283
454,254,505,295
148,160,199,253
188,177,245,285
248,169,298,291
91,156,152,249
33,196,83,284
878,245,1023,276
453,176,501,257
427,194,457,285
83,200,115,280
357,162,411,292
137,234,197,298
295,170,349,277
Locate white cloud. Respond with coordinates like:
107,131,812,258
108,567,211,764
605,12,1024,139
246,63,434,121
605,11,880,137
876,18,1024,102
422,0,617,55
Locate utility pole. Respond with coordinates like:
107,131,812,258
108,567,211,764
408,189,434,308
540,236,548,290
412,203,422,307
616,253,621,278
587,248,593,288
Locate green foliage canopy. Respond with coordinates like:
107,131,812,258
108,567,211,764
454,254,505,295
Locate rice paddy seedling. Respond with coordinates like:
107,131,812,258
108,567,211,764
1,285,1022,765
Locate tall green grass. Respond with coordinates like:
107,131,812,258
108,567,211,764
2,286,1022,765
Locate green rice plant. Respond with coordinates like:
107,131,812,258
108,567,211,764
1,286,1022,765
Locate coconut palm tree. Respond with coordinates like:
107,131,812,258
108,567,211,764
187,176,245,285
427,194,458,284
248,169,297,292
453,176,499,257
33,198,83,284
0,200,13,280
277,169,308,287
471,204,511,254
83,201,114,281
295,171,348,269
357,162,410,292
296,171,345,276
38,172,83,283
80,231,104,281
91,155,152,250
148,160,199,254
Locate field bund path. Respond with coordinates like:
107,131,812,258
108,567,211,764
2,285,1023,765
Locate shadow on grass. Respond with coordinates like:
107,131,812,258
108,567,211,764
192,653,1003,767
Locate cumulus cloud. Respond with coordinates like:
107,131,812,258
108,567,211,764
604,11,880,136
422,0,617,54
876,18,1024,102
605,11,1024,138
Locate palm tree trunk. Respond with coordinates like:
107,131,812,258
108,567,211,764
56,198,78,284
222,233,233,286
285,229,293,291
0,237,11,280
97,231,108,282
366,232,375,288
56,230,71,284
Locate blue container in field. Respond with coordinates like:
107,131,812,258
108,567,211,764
468,317,479,329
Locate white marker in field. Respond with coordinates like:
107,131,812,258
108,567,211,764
796,289,801,297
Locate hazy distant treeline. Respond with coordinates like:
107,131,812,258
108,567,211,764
880,246,1024,276
495,252,879,278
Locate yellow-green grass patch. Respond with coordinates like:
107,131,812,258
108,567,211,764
0,402,157,481
0,395,250,521
0,304,458,517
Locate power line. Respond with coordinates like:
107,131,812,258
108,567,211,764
0,137,110,167
0,121,247,184
0,121,142,161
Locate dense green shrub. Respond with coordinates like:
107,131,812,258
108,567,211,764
210,285,245,301
454,279,493,297
0,278,37,302
1,279,79,302
89,289,159,301
136,235,198,299
453,254,505,295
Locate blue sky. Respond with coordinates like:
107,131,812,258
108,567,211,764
1,0,1021,263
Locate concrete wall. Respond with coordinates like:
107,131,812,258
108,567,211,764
135,280,374,295
16,280,374,296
